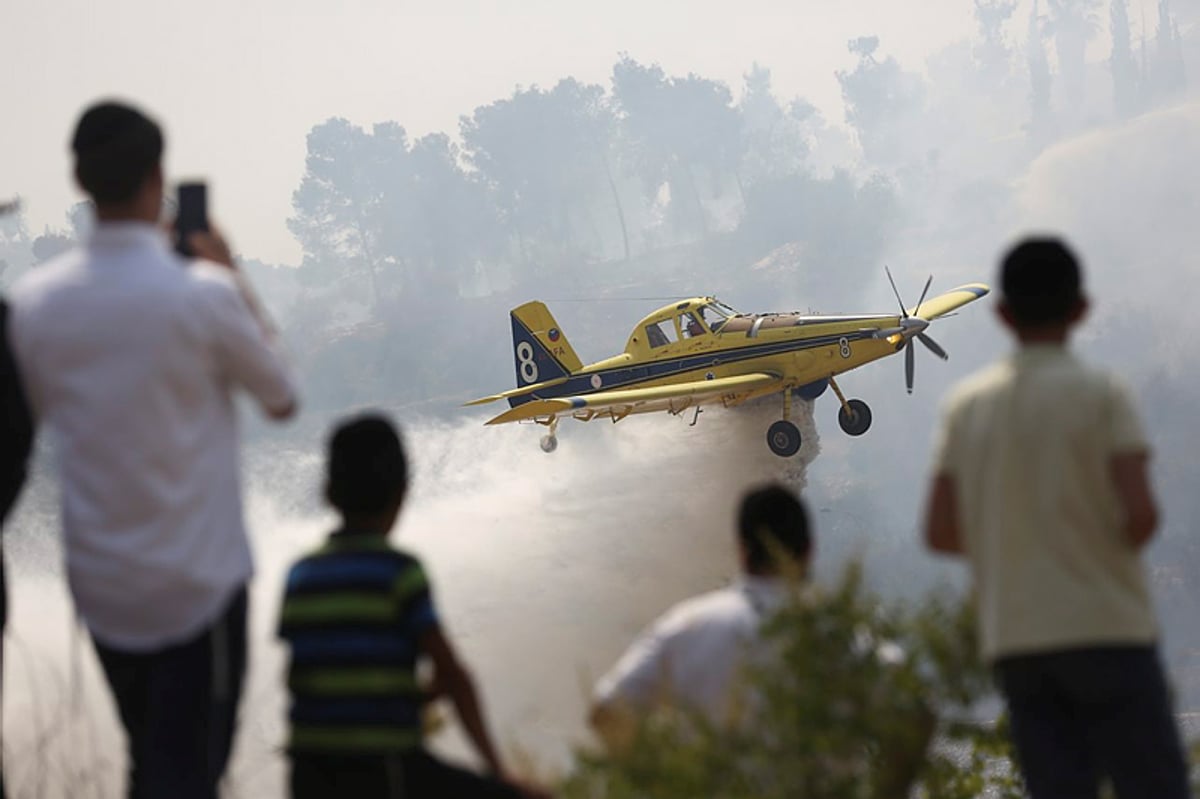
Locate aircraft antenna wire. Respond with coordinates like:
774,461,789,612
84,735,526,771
538,295,695,303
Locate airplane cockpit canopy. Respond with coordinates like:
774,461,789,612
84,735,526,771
627,297,741,352
698,300,736,333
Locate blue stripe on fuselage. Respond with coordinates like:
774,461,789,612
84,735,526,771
522,329,878,403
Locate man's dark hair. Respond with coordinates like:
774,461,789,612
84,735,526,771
326,413,408,515
738,484,811,573
1000,237,1084,326
71,101,163,205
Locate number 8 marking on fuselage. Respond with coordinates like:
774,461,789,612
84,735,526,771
517,341,539,383
838,337,851,359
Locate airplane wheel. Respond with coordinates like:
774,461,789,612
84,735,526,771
540,435,558,453
838,399,873,437
767,420,802,458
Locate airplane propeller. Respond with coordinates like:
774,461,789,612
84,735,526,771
885,266,950,394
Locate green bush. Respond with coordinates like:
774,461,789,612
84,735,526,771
562,563,1025,799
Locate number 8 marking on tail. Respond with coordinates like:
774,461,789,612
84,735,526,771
517,341,539,383
838,337,852,359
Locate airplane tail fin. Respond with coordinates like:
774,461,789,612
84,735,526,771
510,301,583,389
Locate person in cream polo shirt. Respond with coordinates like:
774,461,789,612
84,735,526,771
923,237,1189,799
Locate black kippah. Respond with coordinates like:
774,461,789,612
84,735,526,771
71,100,163,205
327,414,409,515
72,103,150,154
1000,237,1083,325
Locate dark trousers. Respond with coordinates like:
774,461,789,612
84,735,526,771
290,749,522,799
995,645,1192,799
93,586,248,799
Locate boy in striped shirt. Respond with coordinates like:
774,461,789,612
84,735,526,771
279,414,546,798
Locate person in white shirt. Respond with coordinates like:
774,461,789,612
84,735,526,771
7,101,297,799
589,484,809,747
923,237,1190,799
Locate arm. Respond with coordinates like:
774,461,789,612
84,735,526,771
924,473,964,555
188,229,279,336
1104,379,1156,550
191,231,297,420
589,614,673,752
1110,452,1158,549
419,625,507,776
589,699,639,754
925,394,966,556
216,287,297,419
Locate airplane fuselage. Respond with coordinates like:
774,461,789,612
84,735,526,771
512,305,905,421
471,286,989,455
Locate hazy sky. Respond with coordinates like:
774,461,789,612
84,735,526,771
0,0,1146,264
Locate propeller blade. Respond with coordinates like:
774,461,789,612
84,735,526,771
918,332,949,361
905,340,915,394
884,265,908,318
913,275,933,318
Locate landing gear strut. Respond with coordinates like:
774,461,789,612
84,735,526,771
828,377,872,437
766,389,803,457
540,417,559,453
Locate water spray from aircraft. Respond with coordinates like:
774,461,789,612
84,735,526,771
3,403,824,794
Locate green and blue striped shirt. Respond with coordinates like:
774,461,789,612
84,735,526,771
278,532,438,753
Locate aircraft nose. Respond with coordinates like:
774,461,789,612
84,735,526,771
901,317,929,338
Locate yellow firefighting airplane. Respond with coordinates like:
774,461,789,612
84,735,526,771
467,273,989,457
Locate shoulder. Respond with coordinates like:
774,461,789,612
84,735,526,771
379,545,426,573
283,543,422,594
182,261,242,306
8,249,86,308
942,361,1011,414
390,548,432,594
179,263,264,338
1077,364,1144,431
1040,355,1135,413
1074,358,1130,396
655,586,748,634
186,259,238,287
283,549,327,586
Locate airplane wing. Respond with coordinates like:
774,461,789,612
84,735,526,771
482,372,781,425
910,283,990,320
464,377,569,406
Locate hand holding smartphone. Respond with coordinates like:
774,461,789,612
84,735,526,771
174,182,208,258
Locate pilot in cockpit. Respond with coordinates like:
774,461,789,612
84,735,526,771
698,304,728,334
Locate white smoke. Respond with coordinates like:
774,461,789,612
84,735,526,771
3,403,821,795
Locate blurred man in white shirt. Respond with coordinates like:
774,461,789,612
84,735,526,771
590,484,809,745
7,100,297,799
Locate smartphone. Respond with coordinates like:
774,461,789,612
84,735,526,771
174,182,209,257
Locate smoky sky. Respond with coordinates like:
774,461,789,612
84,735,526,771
4,2,1200,791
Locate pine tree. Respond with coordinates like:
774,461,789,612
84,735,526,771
973,0,1019,86
1153,0,1188,98
1110,0,1141,118
1047,0,1100,125
1027,0,1056,145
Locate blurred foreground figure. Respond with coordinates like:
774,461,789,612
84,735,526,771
589,483,810,747
923,237,1191,799
7,100,297,798
0,296,34,799
279,414,550,799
